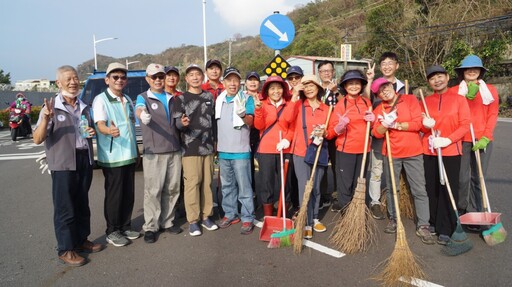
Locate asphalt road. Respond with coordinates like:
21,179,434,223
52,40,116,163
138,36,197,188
0,121,511,286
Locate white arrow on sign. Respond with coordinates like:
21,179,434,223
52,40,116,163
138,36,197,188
264,19,289,42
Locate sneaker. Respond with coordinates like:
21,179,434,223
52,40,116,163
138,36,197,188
201,217,219,231
370,204,385,220
331,203,343,212
384,220,397,234
319,198,331,210
437,234,450,245
218,217,241,229
189,222,202,236
122,230,140,240
144,231,156,243
166,225,183,235
429,225,436,235
313,219,327,233
106,231,129,247
416,226,436,245
240,222,254,235
304,226,313,239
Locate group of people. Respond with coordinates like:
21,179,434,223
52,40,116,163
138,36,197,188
34,51,498,267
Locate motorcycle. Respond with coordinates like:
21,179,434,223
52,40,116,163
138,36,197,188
8,104,32,141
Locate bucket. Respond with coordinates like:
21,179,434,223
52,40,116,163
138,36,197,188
259,216,294,242
459,212,502,225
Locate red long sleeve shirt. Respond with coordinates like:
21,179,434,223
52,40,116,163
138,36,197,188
326,95,372,154
372,94,423,158
201,81,225,101
254,99,295,154
447,84,499,142
420,90,471,156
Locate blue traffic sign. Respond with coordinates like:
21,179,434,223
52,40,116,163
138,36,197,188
260,13,295,50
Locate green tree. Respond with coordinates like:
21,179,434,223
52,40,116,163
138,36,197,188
0,69,11,85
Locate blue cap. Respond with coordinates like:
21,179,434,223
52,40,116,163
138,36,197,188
286,66,304,77
246,71,260,81
164,66,179,75
340,70,367,86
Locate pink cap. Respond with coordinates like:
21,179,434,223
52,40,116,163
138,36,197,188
370,77,390,94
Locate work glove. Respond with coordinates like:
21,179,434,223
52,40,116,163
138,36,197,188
428,135,435,153
379,110,398,129
422,114,436,129
363,110,375,122
466,82,479,100
140,110,152,125
433,137,452,149
36,155,50,175
472,136,490,151
276,139,290,151
236,106,246,118
235,95,247,118
334,113,350,135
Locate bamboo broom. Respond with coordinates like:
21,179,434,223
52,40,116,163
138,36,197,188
329,107,377,254
374,131,426,286
293,105,333,254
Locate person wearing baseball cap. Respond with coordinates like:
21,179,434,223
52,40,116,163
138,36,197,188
164,66,182,97
370,77,435,243
286,66,304,102
93,62,140,247
421,65,471,245
202,59,224,100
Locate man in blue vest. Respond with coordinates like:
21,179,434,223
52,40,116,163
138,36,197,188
33,65,102,266
135,63,183,243
92,62,139,247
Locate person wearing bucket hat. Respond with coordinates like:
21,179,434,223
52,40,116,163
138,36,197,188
253,76,295,219
371,77,435,244
326,69,373,212
449,55,499,216
421,65,470,245
284,75,335,238
202,59,224,101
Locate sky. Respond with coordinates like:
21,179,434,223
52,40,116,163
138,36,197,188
0,0,311,83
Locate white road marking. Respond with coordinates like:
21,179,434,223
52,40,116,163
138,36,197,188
0,150,45,160
400,276,444,287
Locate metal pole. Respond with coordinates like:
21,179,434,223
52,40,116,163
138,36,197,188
93,34,97,71
228,39,232,66
202,0,207,68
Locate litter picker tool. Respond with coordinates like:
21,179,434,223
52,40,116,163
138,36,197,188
329,106,376,254
293,105,333,254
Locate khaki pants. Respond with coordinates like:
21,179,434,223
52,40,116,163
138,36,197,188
182,155,214,223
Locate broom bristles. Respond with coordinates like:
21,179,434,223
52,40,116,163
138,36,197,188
399,173,416,220
267,237,281,249
329,187,377,254
483,222,507,246
293,181,313,254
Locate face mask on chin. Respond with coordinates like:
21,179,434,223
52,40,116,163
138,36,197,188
61,90,80,99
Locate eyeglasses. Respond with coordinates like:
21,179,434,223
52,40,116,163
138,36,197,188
287,75,302,81
319,69,333,74
380,61,397,67
111,75,127,81
149,74,165,80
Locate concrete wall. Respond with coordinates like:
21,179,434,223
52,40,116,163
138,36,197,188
0,91,55,107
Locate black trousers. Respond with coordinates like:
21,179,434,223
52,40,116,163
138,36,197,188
256,153,293,205
102,164,135,235
423,155,460,237
52,150,92,254
320,139,337,200
336,151,368,208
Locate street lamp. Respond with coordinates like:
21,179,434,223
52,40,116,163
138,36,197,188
93,34,118,70
126,60,140,70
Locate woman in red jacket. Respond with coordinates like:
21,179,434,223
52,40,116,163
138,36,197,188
326,70,374,212
421,65,470,245
448,55,499,217
253,76,295,217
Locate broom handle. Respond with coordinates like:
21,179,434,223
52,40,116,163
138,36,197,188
419,89,445,185
277,159,290,218
385,131,402,225
470,123,491,213
405,79,409,94
279,131,287,227
307,104,334,183
359,106,373,179
440,161,460,216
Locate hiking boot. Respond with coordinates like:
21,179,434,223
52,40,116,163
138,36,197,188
370,204,385,220
313,219,327,233
58,251,87,267
437,234,450,245
189,222,202,237
331,203,343,213
319,198,331,210
384,220,397,234
219,217,241,229
304,226,313,239
122,230,140,240
75,240,103,253
201,217,219,231
429,225,436,235
106,231,129,247
166,225,183,235
144,231,156,244
416,226,436,245
240,222,254,235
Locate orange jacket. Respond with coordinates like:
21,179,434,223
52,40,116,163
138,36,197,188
326,95,372,154
447,84,499,142
254,99,295,154
420,90,471,156
373,94,423,158
286,100,334,157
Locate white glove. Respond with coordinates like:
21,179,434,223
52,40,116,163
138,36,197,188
433,137,452,149
276,139,290,151
380,110,398,129
36,155,50,175
140,110,152,125
236,106,246,118
422,115,435,129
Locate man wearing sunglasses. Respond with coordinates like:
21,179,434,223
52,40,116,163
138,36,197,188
92,62,139,247
135,64,183,243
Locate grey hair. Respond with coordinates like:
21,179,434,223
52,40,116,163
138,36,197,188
56,65,78,80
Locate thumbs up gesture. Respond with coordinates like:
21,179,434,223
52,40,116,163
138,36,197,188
109,120,119,138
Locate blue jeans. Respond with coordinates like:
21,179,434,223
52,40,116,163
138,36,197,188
293,155,325,226
219,158,254,223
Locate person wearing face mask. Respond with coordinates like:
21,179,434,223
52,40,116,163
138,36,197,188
33,65,101,267
448,55,499,219
253,76,295,218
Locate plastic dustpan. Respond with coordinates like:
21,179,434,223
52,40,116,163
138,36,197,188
459,212,502,226
259,216,294,242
